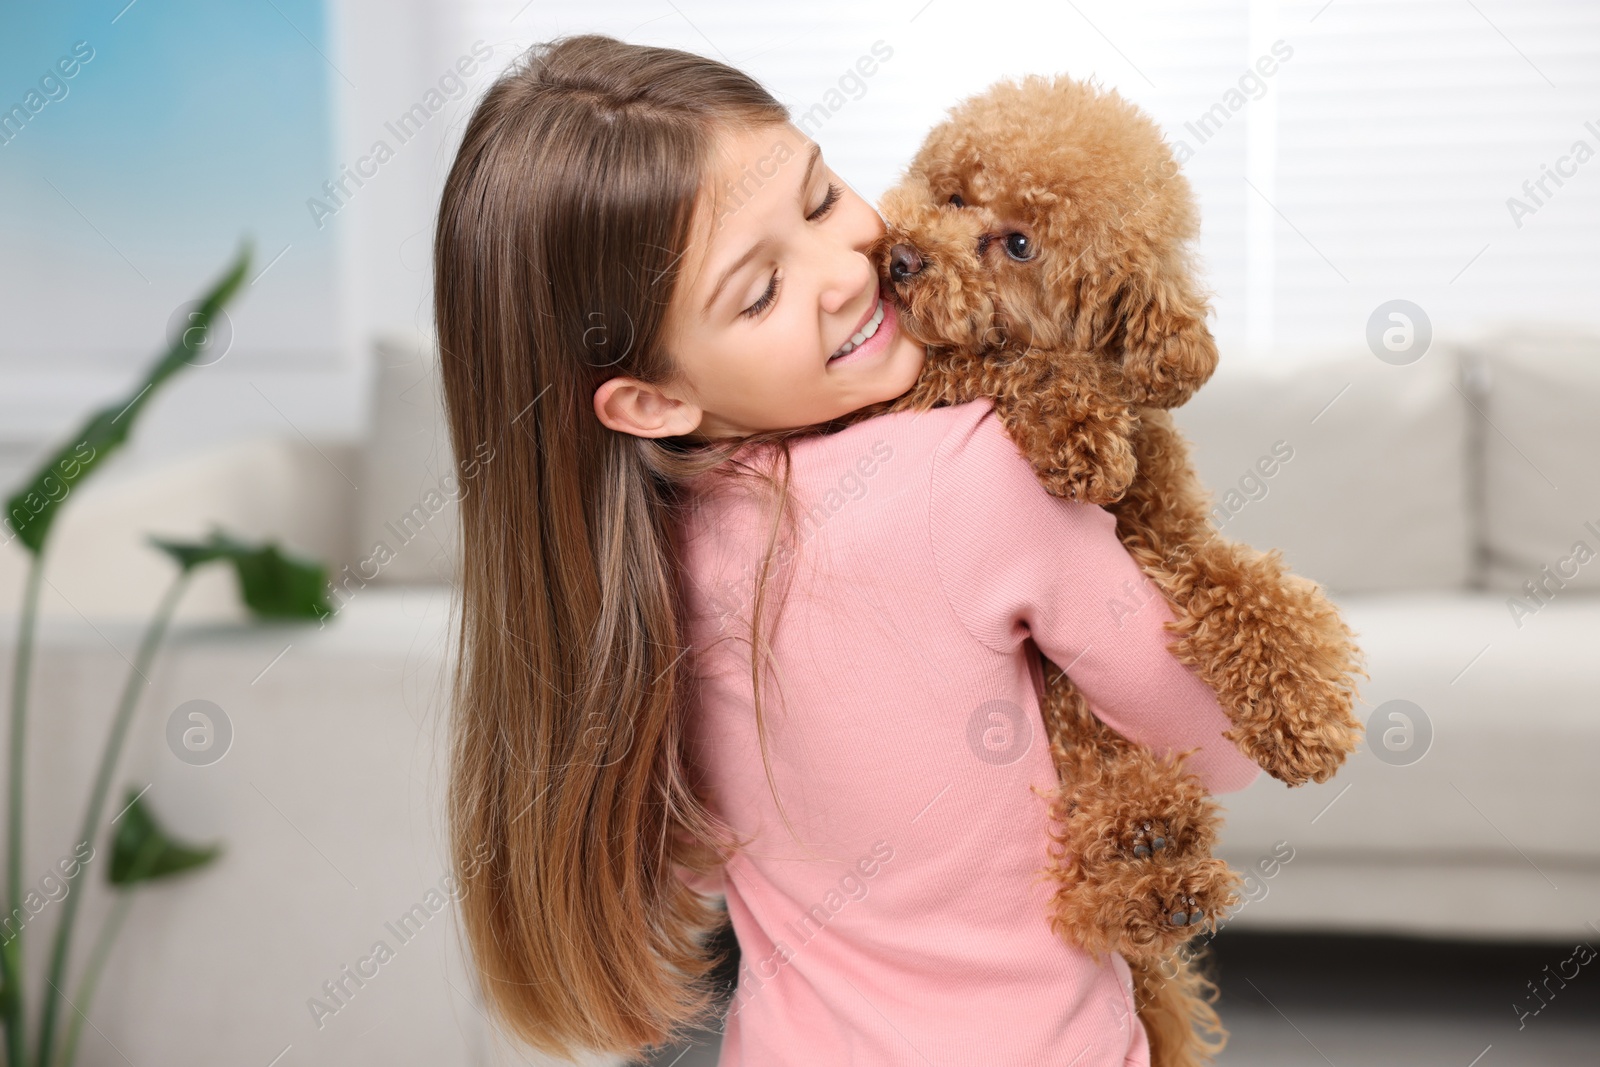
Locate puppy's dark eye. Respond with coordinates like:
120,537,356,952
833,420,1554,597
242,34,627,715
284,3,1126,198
948,194,965,207
1003,233,1034,261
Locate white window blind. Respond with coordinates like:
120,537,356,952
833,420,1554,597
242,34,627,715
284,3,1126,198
1267,0,1600,356
456,0,1600,361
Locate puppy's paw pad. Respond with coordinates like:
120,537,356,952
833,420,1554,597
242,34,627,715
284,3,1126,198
1119,820,1174,860
1166,895,1205,927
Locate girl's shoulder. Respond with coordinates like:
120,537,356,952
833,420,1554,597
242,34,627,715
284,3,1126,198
865,394,1042,499
812,394,996,457
683,397,1000,499
798,395,1005,475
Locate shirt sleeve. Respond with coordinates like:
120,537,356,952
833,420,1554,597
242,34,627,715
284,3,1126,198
928,400,1260,795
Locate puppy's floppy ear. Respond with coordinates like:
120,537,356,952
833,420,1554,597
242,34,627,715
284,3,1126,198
1076,155,1219,408
1114,248,1218,408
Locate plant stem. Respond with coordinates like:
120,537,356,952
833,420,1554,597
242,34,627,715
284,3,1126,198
33,571,189,1067
51,835,159,1067
3,554,44,1067
46,894,126,1067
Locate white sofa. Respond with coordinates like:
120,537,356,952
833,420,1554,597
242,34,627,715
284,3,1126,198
1167,329,1600,943
2,329,1596,1065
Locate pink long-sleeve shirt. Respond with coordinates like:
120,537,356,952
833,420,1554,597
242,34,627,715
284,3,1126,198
673,397,1259,1067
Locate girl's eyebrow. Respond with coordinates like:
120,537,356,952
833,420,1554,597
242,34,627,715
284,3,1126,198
700,141,824,317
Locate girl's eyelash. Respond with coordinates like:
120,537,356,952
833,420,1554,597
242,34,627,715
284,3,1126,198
741,272,781,319
809,181,843,223
741,181,844,320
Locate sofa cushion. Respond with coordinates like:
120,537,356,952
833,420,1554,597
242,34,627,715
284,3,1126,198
1220,590,1599,857
1170,346,1474,593
1469,327,1600,598
1215,589,1600,938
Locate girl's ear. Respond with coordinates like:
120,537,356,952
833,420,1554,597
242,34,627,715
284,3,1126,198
593,376,702,439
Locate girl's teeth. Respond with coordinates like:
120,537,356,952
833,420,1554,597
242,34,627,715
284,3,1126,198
832,299,885,359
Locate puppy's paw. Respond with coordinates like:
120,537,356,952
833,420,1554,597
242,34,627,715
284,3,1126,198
1042,467,1132,505
1172,550,1368,786
1048,753,1224,874
1046,850,1241,961
1165,893,1208,928
1126,819,1170,860
1038,433,1138,505
1121,858,1241,959
1227,711,1363,787
1102,816,1197,864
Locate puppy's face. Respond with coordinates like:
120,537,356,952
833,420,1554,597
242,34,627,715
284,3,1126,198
872,75,1218,406
870,169,1044,355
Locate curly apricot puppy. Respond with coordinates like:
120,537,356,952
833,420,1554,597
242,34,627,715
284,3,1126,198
841,72,1368,1067
849,70,1369,785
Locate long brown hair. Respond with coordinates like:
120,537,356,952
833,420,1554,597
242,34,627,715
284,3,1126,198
433,32,869,1060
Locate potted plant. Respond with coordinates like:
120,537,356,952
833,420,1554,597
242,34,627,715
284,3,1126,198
1,243,333,1067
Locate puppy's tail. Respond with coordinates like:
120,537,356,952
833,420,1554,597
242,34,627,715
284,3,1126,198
1130,945,1228,1067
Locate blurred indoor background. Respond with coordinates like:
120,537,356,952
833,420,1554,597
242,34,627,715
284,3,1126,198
2,1,1597,1065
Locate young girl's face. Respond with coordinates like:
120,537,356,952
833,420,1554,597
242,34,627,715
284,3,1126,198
593,121,926,441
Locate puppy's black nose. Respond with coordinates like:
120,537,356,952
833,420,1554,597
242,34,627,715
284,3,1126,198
888,243,923,283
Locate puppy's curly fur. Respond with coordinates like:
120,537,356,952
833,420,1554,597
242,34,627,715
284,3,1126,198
841,73,1369,1066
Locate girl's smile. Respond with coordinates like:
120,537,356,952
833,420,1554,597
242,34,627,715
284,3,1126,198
592,121,926,442
825,287,898,368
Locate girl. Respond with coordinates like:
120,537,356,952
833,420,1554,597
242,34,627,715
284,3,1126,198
433,32,1259,1067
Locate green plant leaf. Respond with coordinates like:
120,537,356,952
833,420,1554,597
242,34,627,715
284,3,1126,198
146,538,222,572
108,788,222,886
149,528,331,619
2,242,253,556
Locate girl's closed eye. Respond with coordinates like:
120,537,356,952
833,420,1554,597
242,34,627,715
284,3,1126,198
740,180,845,320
